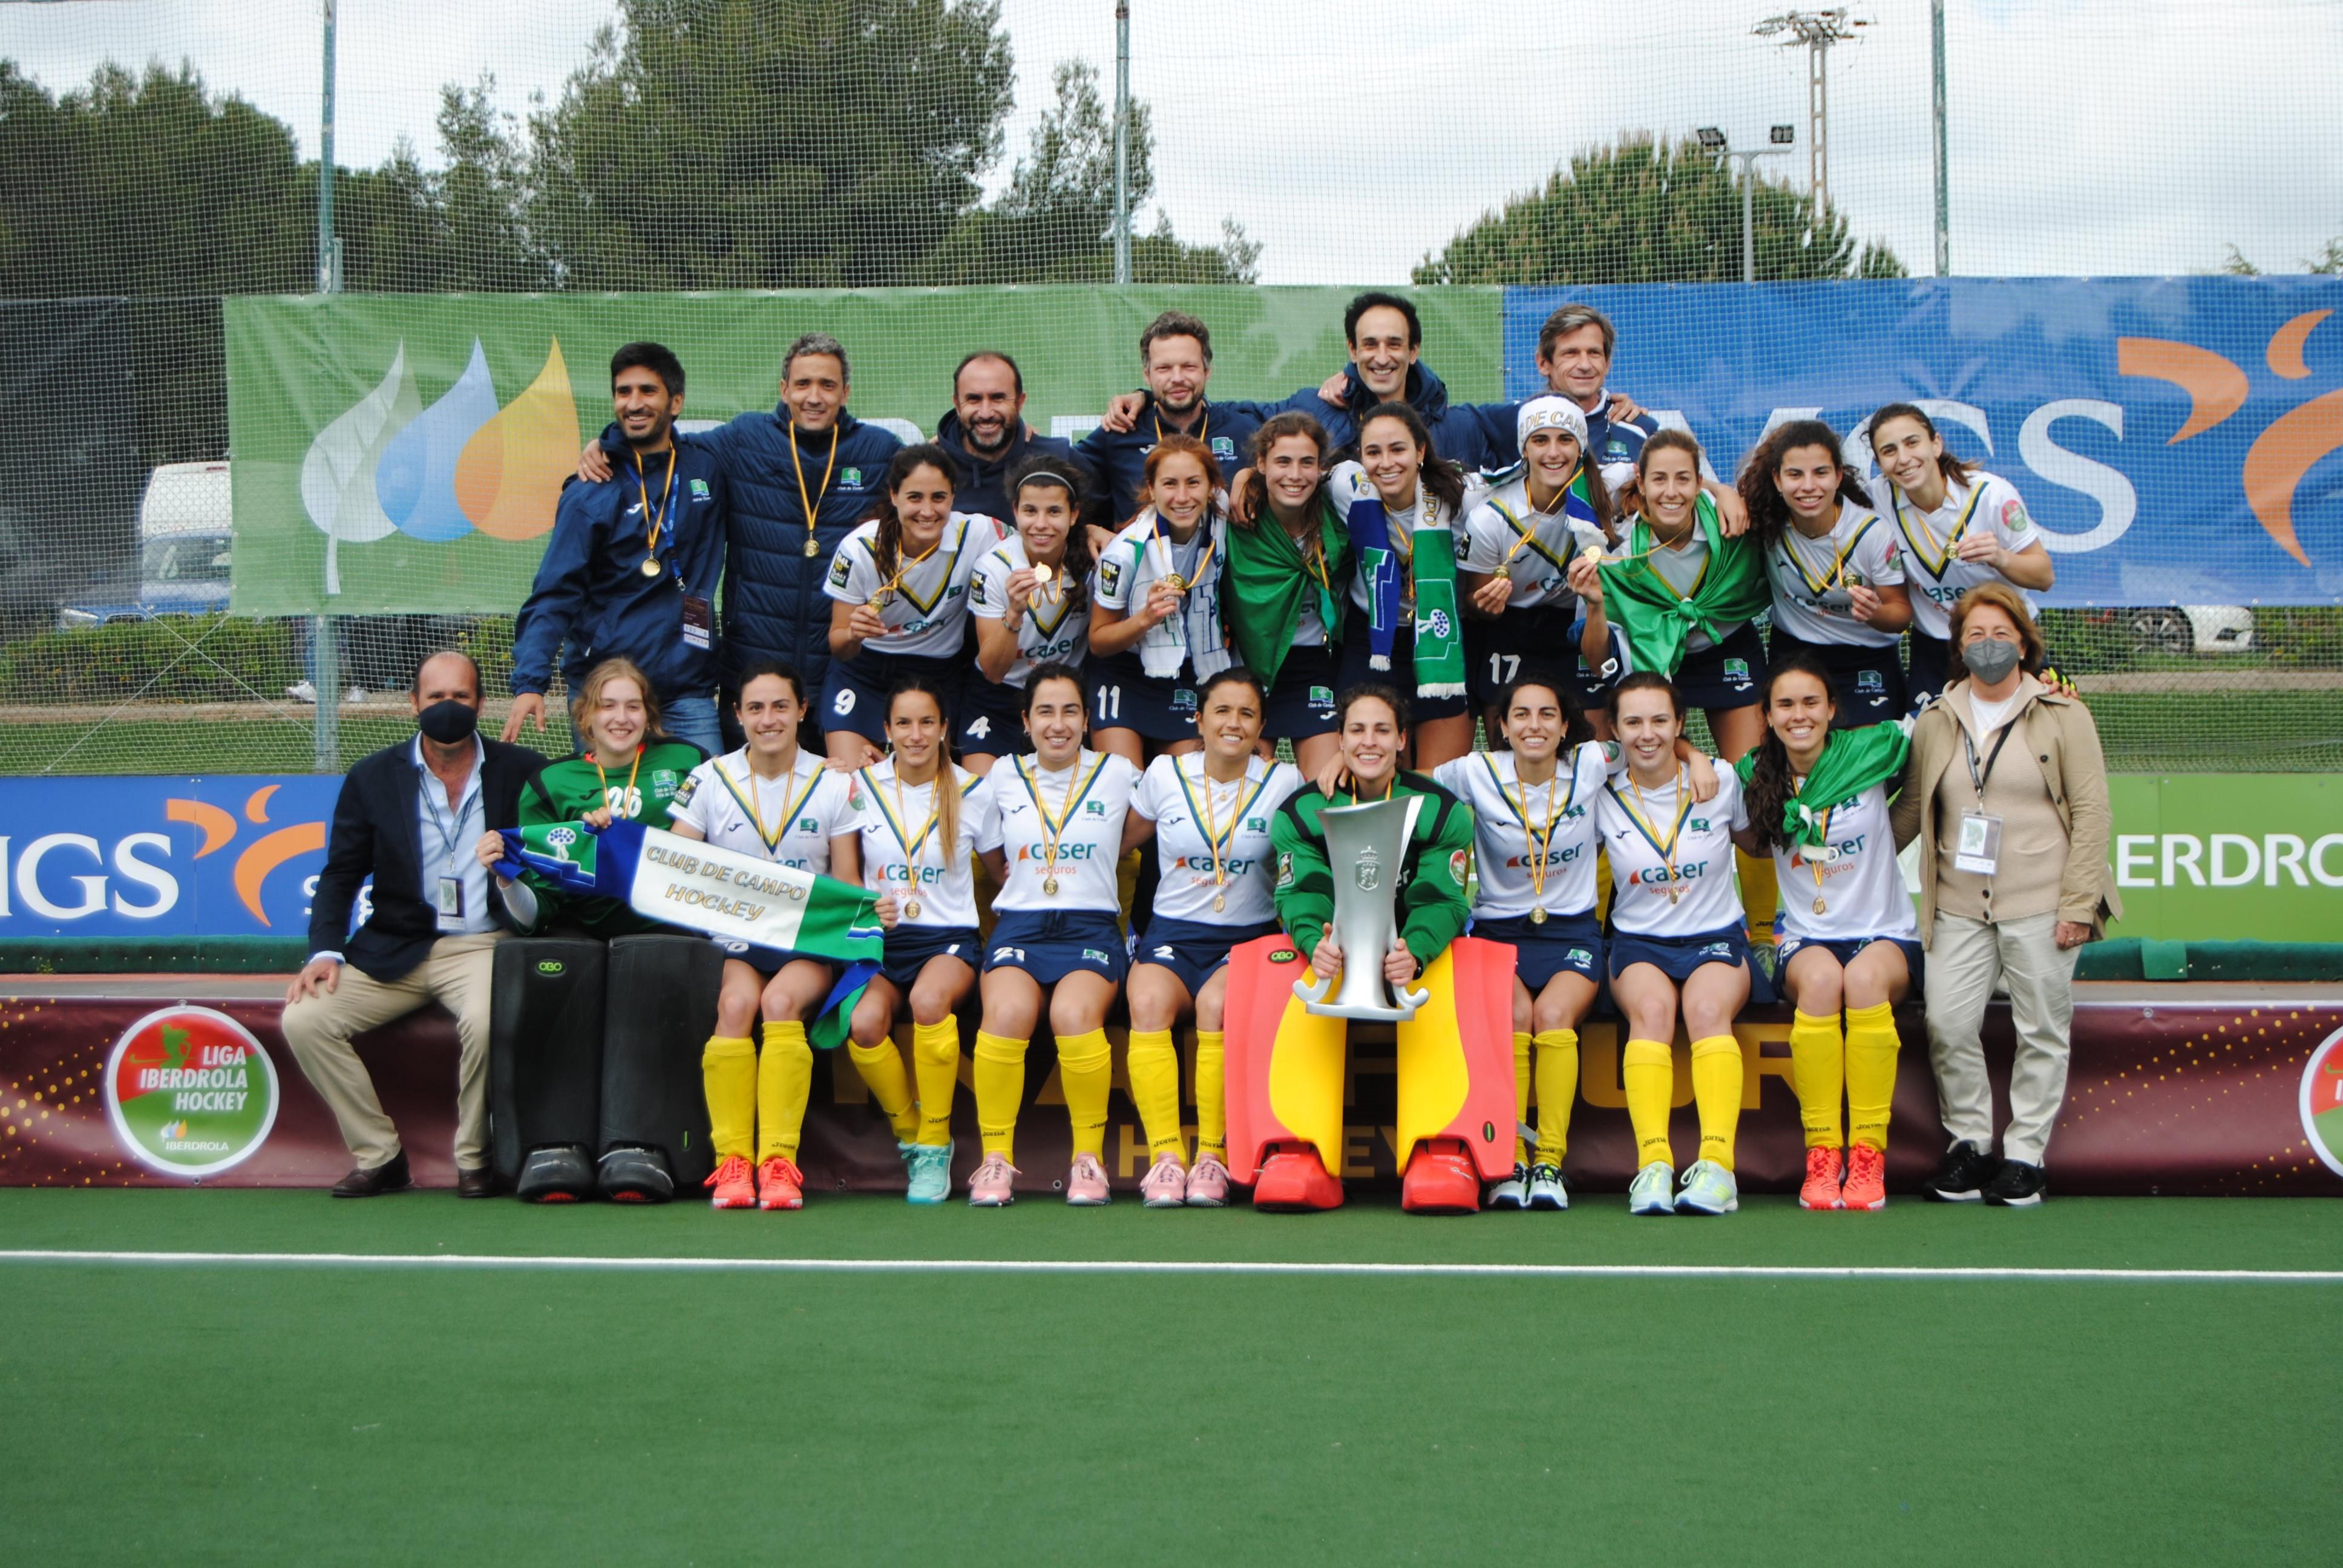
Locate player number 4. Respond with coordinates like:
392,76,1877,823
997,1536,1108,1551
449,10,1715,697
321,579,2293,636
965,715,991,740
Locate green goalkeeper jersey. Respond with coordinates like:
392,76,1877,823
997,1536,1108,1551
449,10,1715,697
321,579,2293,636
1270,771,1475,973
513,739,707,938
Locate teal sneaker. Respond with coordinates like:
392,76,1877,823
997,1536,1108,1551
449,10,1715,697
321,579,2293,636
1628,1160,1675,1215
906,1141,954,1205
1674,1158,1740,1215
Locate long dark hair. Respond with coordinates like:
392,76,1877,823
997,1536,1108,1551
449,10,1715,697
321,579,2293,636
1236,410,1334,532
1868,402,1977,494
1735,419,1873,550
1743,651,1841,856
1354,401,1466,518
1008,451,1093,603
1492,668,1596,753
867,442,958,586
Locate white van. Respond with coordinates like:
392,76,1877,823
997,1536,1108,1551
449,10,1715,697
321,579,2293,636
57,461,233,629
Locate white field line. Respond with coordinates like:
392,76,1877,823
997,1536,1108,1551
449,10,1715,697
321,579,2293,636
0,1249,2336,1284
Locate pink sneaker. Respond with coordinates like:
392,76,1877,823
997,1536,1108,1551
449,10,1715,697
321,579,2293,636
1140,1153,1188,1208
1066,1151,1112,1206
966,1151,1018,1207
1184,1154,1231,1208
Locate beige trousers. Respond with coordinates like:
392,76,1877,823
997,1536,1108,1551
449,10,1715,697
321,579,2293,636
1923,912,2079,1167
280,932,504,1171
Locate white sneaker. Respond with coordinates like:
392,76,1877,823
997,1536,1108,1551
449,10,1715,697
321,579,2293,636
1628,1160,1675,1215
342,685,370,704
1486,1161,1530,1209
1526,1163,1568,1210
1674,1158,1740,1216
286,680,317,704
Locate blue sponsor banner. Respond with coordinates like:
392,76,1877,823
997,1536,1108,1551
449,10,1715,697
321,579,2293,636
0,776,348,939
1501,277,2343,605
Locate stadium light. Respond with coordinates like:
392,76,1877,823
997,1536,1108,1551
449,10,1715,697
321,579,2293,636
1696,126,1728,151
1771,124,1797,145
1699,131,1795,284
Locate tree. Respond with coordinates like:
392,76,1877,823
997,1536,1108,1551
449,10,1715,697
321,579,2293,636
1414,134,1903,286
2221,234,2343,276
525,0,1015,289
916,59,1257,285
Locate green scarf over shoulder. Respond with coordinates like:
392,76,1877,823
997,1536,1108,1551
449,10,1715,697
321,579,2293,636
1732,724,1910,852
1223,498,1351,688
1598,494,1773,677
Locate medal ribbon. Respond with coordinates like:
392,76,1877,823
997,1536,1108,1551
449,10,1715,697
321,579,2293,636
1779,516,1874,598
1890,480,1990,580
634,448,677,565
716,755,825,854
790,425,840,558
1174,758,1276,896
1608,766,1695,890
1485,753,1578,907
1016,750,1112,887
1627,517,1709,597
860,764,945,863
591,745,645,820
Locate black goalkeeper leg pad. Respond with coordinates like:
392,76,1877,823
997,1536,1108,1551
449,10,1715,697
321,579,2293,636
601,934,724,1194
516,1145,595,1203
489,938,610,1195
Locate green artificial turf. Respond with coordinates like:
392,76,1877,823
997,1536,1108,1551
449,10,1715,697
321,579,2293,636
3,1193,2338,1566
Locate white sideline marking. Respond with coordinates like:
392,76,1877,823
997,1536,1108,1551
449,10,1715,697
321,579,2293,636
0,1249,2336,1284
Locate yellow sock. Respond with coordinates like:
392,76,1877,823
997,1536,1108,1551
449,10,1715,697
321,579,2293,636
1737,849,1778,947
1126,1028,1185,1160
1789,1010,1846,1151
911,1019,961,1148
973,1031,1027,1161
1057,1028,1113,1159
1622,1038,1674,1168
700,1036,757,1162
1532,1028,1578,1167
757,1020,813,1163
1512,1030,1533,1165
1690,1034,1743,1171
847,1035,919,1143
1844,1001,1902,1152
1194,1030,1227,1164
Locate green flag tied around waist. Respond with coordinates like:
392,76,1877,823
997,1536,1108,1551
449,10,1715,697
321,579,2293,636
496,820,883,1051
1732,723,1911,853
1598,494,1772,678
1224,498,1350,688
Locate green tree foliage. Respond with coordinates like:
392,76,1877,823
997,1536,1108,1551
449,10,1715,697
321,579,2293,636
1414,134,1904,286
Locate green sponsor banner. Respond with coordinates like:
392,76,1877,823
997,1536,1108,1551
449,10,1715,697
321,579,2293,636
2105,773,2343,941
223,286,1504,615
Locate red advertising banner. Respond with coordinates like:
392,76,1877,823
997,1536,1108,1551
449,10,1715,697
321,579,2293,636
3,983,2338,1197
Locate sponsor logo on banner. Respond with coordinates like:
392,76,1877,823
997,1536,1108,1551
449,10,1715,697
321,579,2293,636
2300,1026,2343,1180
103,1006,280,1177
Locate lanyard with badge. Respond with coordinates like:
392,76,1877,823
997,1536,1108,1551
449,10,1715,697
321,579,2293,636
635,446,713,653
421,757,477,931
1955,719,2014,876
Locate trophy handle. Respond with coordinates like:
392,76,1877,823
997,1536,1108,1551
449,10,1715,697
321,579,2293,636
1292,972,1333,1007
1394,981,1430,1016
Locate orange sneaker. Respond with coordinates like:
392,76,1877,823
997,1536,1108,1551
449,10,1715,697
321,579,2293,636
704,1154,755,1209
1253,1146,1343,1212
1400,1140,1481,1215
1842,1143,1887,1210
757,1156,805,1211
1798,1146,1846,1210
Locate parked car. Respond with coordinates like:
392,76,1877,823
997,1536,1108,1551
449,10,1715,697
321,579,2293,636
56,462,232,629
2124,605,2255,656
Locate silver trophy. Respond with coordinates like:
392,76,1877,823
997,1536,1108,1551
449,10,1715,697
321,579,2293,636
1292,795,1434,1021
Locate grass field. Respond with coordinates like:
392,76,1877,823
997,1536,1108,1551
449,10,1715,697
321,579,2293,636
5,1190,2336,1566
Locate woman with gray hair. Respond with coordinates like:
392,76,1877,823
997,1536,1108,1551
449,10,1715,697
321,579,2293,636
1890,583,2120,1207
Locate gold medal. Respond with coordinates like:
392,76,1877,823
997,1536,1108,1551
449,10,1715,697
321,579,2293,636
903,898,921,921
1043,875,1059,895
1490,564,1512,582
1530,907,1547,926
1580,545,1605,563
1212,892,1226,913
1814,895,1827,915
1668,887,1682,904
804,534,821,558
1160,572,1187,595
639,557,661,578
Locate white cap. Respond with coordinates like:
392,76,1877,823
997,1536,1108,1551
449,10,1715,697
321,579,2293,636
1516,394,1587,455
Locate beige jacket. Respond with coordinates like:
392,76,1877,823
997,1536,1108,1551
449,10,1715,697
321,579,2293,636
1889,678,2125,946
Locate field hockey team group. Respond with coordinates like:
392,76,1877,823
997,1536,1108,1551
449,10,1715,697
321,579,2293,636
445,295,2119,1218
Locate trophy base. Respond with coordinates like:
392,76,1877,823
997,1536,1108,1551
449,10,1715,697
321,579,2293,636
1291,974,1432,1023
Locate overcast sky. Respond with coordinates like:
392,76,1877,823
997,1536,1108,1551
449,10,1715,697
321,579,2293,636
7,0,2340,283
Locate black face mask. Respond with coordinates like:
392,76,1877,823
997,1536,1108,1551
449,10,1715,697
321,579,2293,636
417,699,479,745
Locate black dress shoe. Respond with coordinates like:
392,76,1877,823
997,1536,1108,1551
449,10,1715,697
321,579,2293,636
455,1164,497,1199
330,1151,412,1198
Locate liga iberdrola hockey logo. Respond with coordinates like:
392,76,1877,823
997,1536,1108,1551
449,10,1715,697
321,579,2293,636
2299,1026,2343,1181
103,1007,280,1177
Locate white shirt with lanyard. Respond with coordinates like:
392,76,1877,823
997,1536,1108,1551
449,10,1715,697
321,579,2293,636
667,749,850,875
1950,697,2022,878
1458,471,1607,612
1886,471,2041,639
1434,742,1608,922
415,735,496,935
1595,762,1749,937
970,748,1138,914
1132,753,1302,926
1763,503,1905,649
1093,508,1233,682
1772,781,1919,945
844,758,982,930
822,512,1001,659
968,534,1089,685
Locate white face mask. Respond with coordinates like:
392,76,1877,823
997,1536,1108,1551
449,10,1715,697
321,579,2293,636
1962,637,2022,685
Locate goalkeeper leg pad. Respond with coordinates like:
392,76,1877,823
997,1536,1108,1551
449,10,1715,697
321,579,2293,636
488,938,607,1197
600,935,725,1193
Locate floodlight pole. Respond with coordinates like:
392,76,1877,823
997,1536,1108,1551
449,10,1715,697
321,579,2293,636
1755,10,1864,216
1931,0,1950,275
1113,1,1132,285
1715,146,1793,283
314,0,341,767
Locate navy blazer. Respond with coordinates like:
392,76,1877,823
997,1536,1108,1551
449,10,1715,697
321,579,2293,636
307,737,543,982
